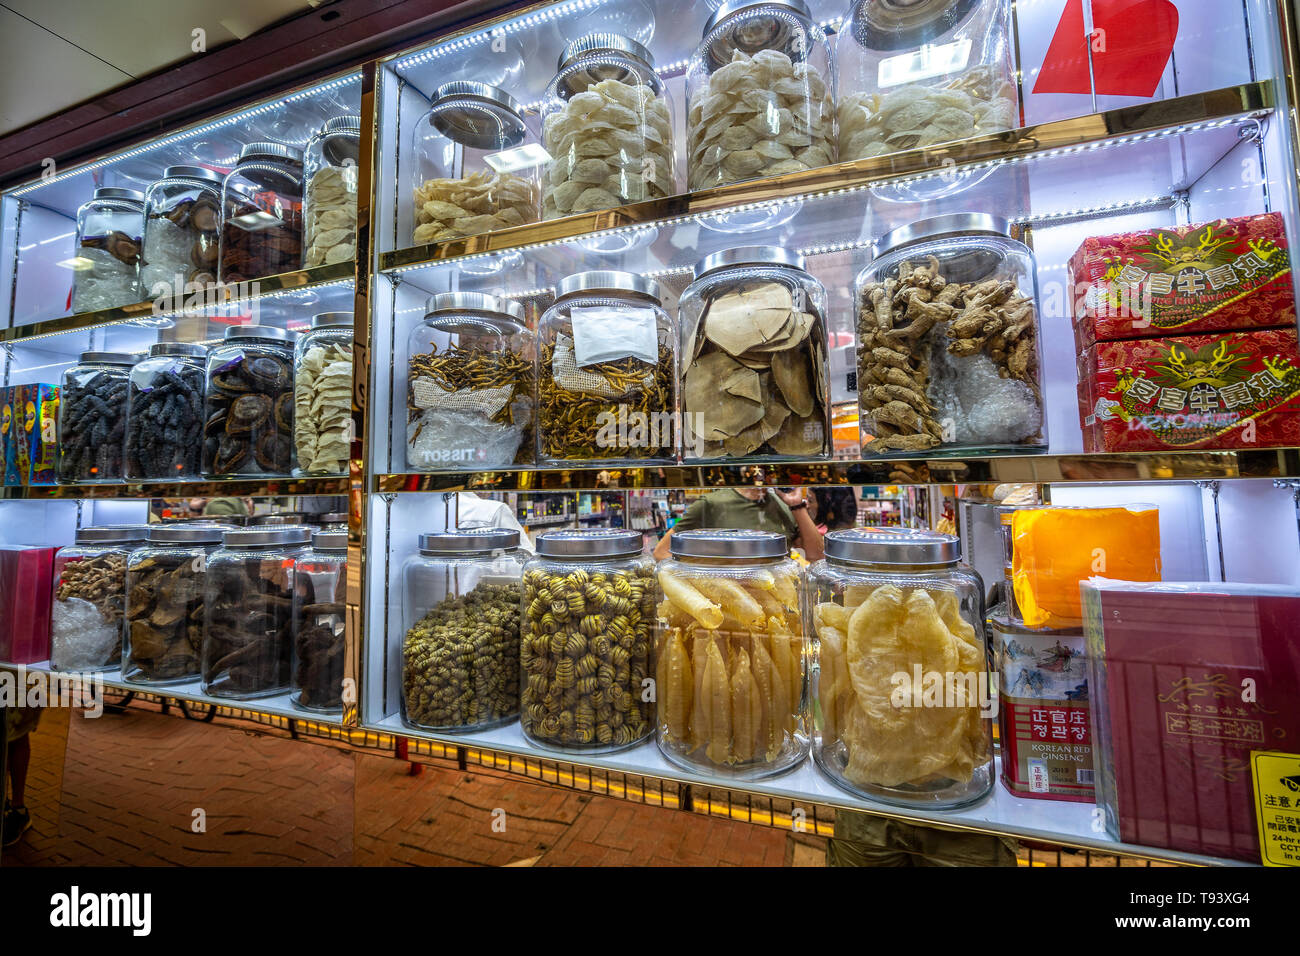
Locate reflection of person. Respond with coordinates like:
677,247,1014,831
3,706,40,847
811,487,859,533
201,497,252,517
453,492,535,552
652,487,824,560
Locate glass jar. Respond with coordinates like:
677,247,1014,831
293,311,353,476
400,528,525,731
521,529,655,753
685,0,835,190
202,527,310,698
656,530,808,777
411,82,541,245
50,525,147,671
536,271,676,465
541,33,676,220
140,165,223,297
303,116,361,268
124,342,207,481
406,292,534,471
808,527,992,808
856,213,1046,456
837,0,1017,163
292,529,348,713
58,350,132,483
123,523,231,684
219,142,304,283
679,246,831,461
71,187,145,313
203,325,297,477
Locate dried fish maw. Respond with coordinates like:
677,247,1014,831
660,628,693,744
768,620,801,733
751,637,787,759
702,640,732,764
771,348,815,417
771,568,799,610
691,576,765,629
720,364,763,403
768,411,825,456
815,601,852,633
703,283,794,356
721,392,790,457
660,568,724,629
730,648,763,763
815,621,846,741
690,631,713,749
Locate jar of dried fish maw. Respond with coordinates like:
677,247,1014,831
685,0,835,190
656,530,808,778
405,292,534,470
679,246,831,461
541,33,675,219
535,271,676,465
808,527,992,807
521,530,655,753
303,115,361,268
837,0,1017,162
410,82,540,245
855,213,1045,456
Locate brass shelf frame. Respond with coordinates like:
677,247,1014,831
0,475,349,501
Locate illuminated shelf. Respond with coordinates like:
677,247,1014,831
2,475,349,500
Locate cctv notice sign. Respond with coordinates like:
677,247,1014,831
1250,750,1300,866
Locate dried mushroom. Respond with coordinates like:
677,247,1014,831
204,348,295,475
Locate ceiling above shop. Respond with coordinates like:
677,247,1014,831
0,0,320,136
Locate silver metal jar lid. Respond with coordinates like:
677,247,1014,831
222,527,312,547
237,141,304,165
702,0,814,71
312,530,348,551
428,81,527,150
318,115,361,136
669,528,789,559
849,0,982,52
559,33,655,73
693,245,806,280
311,312,354,328
872,213,1011,259
148,342,206,358
74,525,149,544
162,165,224,184
252,514,305,525
78,350,135,366
424,291,525,324
824,527,962,566
556,270,662,304
92,186,145,203
419,528,521,554
320,512,349,523
146,523,232,543
556,33,660,97
223,324,296,343
536,528,641,558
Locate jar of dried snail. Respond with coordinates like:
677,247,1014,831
293,311,353,476
541,33,675,219
292,530,348,713
140,166,223,296
400,528,526,732
58,350,133,483
203,325,298,477
536,271,676,465
521,530,654,753
656,530,808,778
808,527,992,808
51,525,147,672
410,81,540,245
679,246,831,461
219,141,304,283
855,213,1045,456
303,115,361,268
837,0,1017,163
72,187,145,313
685,0,835,190
405,292,534,471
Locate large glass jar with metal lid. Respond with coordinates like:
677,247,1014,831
57,351,132,483
303,115,360,268
50,525,147,671
536,271,675,465
522,530,654,752
406,292,534,471
656,529,808,777
124,342,207,481
410,81,541,245
679,246,831,461
807,527,992,808
837,0,1017,162
540,33,676,219
293,311,353,476
140,166,223,296
317,512,349,530
203,325,297,476
685,0,835,191
219,141,304,283
292,529,348,713
400,528,525,731
123,523,232,684
856,213,1045,456
71,186,145,313
202,526,310,698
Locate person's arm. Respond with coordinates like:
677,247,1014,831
777,488,825,561
653,496,705,560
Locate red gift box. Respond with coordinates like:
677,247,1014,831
1069,212,1294,350
1083,581,1300,862
0,545,56,664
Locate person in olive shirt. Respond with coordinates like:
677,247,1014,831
652,487,824,560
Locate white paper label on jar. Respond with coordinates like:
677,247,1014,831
570,306,659,368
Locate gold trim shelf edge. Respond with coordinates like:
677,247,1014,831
379,81,1273,271
1,476,349,500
